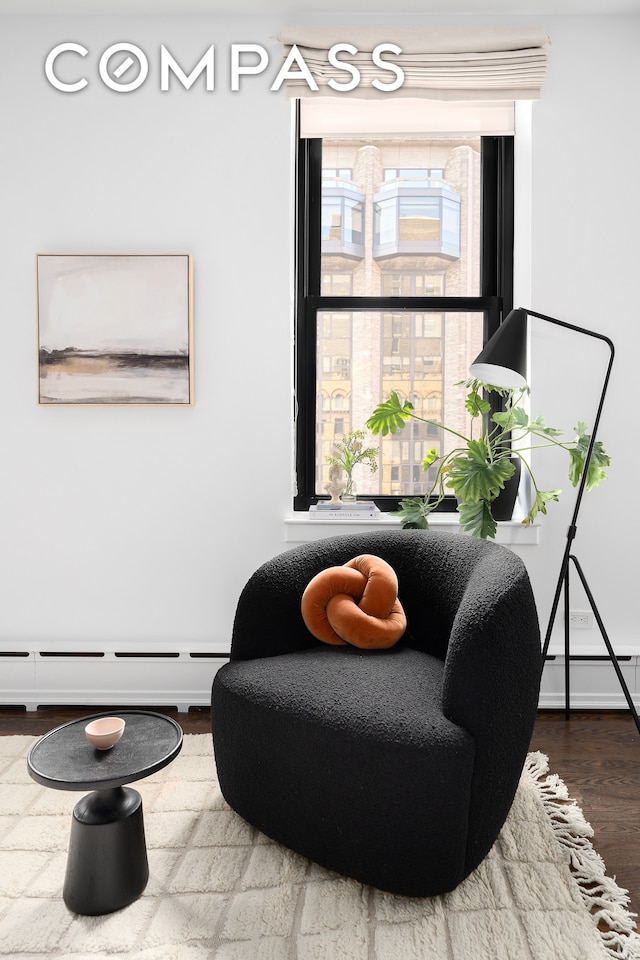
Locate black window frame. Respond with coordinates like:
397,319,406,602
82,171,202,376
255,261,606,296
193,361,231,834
294,124,514,513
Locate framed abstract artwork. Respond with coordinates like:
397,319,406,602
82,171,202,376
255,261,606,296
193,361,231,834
36,253,194,404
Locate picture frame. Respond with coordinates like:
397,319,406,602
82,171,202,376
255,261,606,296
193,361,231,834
36,253,194,405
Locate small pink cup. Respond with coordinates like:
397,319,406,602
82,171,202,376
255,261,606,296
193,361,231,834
85,717,126,750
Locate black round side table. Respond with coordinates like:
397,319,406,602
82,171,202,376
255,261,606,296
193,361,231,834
27,710,183,916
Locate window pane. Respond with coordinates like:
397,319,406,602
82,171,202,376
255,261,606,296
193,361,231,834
321,201,342,241
345,200,363,245
442,198,461,248
322,273,353,297
381,273,445,298
398,200,441,241
316,310,484,497
321,139,480,296
374,198,396,246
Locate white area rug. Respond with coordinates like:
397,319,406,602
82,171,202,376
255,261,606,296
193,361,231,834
0,734,639,960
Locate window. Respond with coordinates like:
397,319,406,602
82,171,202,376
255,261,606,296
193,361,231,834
295,118,514,511
323,167,353,183
320,168,365,259
321,198,363,246
384,168,444,182
374,194,461,258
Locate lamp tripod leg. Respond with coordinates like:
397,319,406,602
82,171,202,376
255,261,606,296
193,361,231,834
564,563,571,720
541,540,571,665
569,554,640,737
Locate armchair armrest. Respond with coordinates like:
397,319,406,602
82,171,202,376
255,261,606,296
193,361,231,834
441,549,541,871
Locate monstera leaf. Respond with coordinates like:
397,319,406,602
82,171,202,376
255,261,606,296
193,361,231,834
465,388,491,419
568,422,610,490
394,497,439,529
523,489,562,527
492,406,529,432
366,391,414,436
445,441,516,504
457,499,497,540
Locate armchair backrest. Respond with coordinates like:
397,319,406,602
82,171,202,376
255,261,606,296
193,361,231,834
230,529,538,664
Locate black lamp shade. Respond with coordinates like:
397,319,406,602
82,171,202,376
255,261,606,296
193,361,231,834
469,308,528,388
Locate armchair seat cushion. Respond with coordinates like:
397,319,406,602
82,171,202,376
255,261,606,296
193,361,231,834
213,645,475,896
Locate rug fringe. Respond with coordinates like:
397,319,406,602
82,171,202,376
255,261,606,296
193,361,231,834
525,751,640,960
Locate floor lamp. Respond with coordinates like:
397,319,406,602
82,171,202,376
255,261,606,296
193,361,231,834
470,307,640,734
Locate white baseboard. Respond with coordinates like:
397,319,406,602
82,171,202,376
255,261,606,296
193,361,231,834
0,641,229,712
540,655,639,710
2,644,639,714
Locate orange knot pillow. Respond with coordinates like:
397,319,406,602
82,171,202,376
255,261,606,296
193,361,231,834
301,554,407,650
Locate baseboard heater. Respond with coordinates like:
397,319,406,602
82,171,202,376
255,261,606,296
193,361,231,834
539,653,640,710
0,647,230,712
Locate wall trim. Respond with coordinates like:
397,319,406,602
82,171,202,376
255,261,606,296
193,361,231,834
0,641,229,712
3,645,640,715
284,513,539,545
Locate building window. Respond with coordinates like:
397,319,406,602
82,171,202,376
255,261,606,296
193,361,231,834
373,166,462,259
321,198,363,246
323,167,353,183
322,273,353,297
320,168,365,260
382,274,445,299
295,128,513,510
383,168,445,183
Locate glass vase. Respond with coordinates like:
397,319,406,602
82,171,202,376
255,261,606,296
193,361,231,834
341,476,357,502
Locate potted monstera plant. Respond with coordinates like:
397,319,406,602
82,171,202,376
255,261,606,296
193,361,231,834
366,379,610,540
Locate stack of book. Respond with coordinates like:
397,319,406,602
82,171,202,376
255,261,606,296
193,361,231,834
309,500,381,520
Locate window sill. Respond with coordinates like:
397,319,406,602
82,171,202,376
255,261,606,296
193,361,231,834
284,513,539,546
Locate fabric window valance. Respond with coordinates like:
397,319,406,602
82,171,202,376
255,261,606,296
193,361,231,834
275,26,550,101
300,97,516,138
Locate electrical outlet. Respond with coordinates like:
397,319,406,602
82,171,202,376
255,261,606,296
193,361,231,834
569,610,593,629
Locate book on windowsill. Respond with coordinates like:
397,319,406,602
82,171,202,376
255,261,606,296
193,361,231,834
309,500,381,519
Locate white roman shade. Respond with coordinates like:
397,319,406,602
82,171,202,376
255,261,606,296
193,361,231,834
300,98,516,139
276,26,550,101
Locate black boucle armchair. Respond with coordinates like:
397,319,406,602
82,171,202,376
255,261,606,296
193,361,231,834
211,529,541,897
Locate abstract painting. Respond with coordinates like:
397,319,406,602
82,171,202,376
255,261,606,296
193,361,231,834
36,254,193,404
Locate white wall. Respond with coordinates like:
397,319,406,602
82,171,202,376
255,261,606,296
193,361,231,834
0,15,293,650
1,12,638,667
523,15,640,651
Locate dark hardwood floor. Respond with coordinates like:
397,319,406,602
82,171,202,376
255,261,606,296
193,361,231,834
530,710,640,915
2,706,639,913
0,704,213,737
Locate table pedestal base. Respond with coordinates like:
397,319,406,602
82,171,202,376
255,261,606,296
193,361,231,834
63,785,149,915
